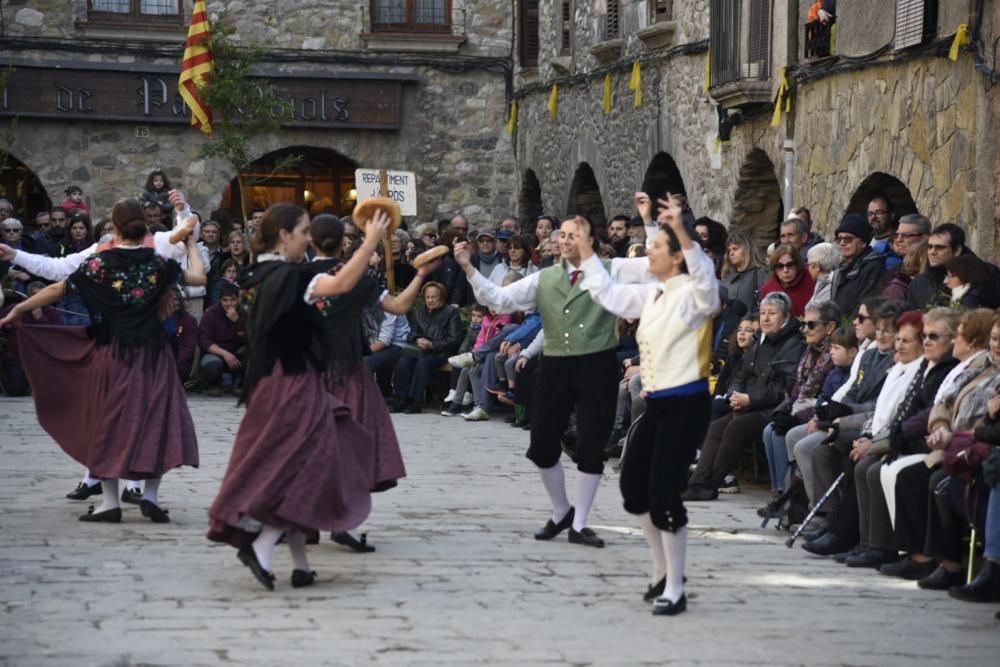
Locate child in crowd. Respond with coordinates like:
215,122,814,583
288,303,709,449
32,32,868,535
61,186,90,216
444,304,486,407
442,302,512,417
144,169,174,215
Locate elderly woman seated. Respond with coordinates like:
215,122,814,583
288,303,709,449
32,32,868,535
805,242,840,309
683,292,805,501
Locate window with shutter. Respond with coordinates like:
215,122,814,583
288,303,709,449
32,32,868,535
895,0,937,49
606,0,620,39
519,0,540,67
561,0,573,53
370,0,452,33
652,0,672,23
747,0,770,69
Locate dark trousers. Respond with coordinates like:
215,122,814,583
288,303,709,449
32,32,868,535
528,350,618,475
925,470,990,563
393,352,445,405
894,461,934,553
621,392,711,531
0,358,29,396
515,356,540,425
690,409,769,490
200,354,244,388
856,455,894,550
364,345,403,396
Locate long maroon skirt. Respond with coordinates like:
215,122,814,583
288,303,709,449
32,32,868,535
207,363,373,548
325,362,406,492
18,324,199,479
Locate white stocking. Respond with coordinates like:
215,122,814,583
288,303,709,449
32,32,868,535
660,527,688,603
252,525,284,572
572,472,601,532
286,530,311,572
538,463,572,523
142,478,160,506
96,479,121,513
638,513,666,585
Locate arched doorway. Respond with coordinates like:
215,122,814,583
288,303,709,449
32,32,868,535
519,169,543,232
846,172,918,218
0,155,51,224
731,149,783,250
641,152,686,201
567,163,606,229
220,146,358,222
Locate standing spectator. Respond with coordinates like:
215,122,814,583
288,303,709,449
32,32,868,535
779,217,812,264
490,234,538,285
760,245,816,317
447,215,470,238
908,223,966,309
0,199,13,220
471,229,502,279
0,282,62,396
498,216,520,234
694,217,728,275
198,282,247,396
247,207,265,238
141,197,166,230
786,208,824,255
534,216,555,253
625,217,646,250
805,241,841,308
199,220,226,282
829,214,886,316
867,195,898,261
720,231,768,315
58,211,93,257
893,214,931,255
607,214,630,257
389,229,417,287
161,285,198,382
391,281,463,413
1,219,35,292
38,207,68,257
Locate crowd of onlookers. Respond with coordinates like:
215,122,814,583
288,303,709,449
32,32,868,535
0,179,998,618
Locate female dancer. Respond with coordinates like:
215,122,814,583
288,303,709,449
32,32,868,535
575,195,719,616
207,204,390,591
0,199,204,523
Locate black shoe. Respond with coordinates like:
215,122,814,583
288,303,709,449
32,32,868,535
879,556,938,580
918,565,966,590
644,577,665,602
121,488,143,505
949,560,1000,602
504,415,517,424
846,548,896,569
139,499,170,523
67,482,103,500
801,532,852,557
833,545,865,564
534,507,575,541
604,441,624,459
332,531,375,553
568,527,605,548
652,593,687,616
291,569,317,588
79,506,122,523
802,525,828,542
389,398,405,414
403,402,422,414
237,547,275,591
681,485,718,502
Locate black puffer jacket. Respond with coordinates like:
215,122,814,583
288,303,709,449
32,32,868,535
732,317,805,411
830,245,887,316
407,304,464,355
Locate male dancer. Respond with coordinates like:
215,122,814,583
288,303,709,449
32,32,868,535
454,198,656,547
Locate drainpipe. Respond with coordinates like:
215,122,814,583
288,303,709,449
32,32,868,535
782,139,795,219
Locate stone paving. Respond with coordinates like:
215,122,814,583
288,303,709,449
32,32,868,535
1,395,997,666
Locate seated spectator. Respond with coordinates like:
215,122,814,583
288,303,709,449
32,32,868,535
471,229,503,281
1,218,37,293
882,240,926,301
444,304,486,406
197,282,247,396
364,301,412,397
805,242,840,309
779,216,812,264
761,301,839,499
684,292,805,501
0,282,61,396
392,281,463,413
830,213,887,317
712,314,757,420
866,195,899,268
161,285,198,381
908,223,967,309
490,234,538,285
487,308,542,407
945,254,996,309
760,244,816,317
207,258,240,307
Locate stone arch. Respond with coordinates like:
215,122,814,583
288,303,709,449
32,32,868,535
0,153,51,223
641,152,687,201
567,163,606,230
519,169,544,232
731,149,783,250
846,172,918,219
220,146,358,221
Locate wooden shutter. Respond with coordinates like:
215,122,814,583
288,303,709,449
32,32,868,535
561,0,572,52
519,0,540,67
747,0,770,66
653,0,672,23
895,0,936,49
606,0,620,39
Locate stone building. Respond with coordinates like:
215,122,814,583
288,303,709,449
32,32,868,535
0,0,516,225
510,0,1000,255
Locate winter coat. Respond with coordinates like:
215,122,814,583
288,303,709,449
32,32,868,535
840,346,894,414
408,304,464,355
719,265,767,314
830,245,887,317
907,265,950,309
732,317,806,411
760,269,817,317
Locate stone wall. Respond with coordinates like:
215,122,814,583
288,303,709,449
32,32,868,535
1,0,517,224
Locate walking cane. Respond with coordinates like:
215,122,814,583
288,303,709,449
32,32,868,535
963,476,981,585
785,472,845,548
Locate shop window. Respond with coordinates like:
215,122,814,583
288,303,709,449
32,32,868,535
87,0,183,25
519,0,540,68
371,0,452,33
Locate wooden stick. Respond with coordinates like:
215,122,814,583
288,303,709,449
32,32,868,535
378,169,396,292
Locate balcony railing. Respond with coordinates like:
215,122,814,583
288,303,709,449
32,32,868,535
804,19,835,60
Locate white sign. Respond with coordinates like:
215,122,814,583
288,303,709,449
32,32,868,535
354,169,417,216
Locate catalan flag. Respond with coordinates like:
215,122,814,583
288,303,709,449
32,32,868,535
179,0,214,134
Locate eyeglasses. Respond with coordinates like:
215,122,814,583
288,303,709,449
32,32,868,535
854,314,870,323
800,320,830,330
1,226,21,233
875,327,897,336
895,231,924,239
835,235,858,245
867,210,890,218
922,332,950,342
774,261,797,271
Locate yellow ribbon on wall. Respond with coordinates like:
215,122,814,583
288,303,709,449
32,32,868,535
628,61,642,107
547,83,559,119
602,73,613,114
770,66,792,128
949,23,969,61
704,51,711,92
506,101,518,135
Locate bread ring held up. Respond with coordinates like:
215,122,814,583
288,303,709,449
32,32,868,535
411,244,449,269
353,197,402,234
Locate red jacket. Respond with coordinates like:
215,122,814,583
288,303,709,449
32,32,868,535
760,270,816,317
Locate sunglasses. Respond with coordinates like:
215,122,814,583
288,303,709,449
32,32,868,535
854,314,870,323
922,332,949,342
800,320,831,331
774,261,797,271
1,226,21,232
836,236,858,245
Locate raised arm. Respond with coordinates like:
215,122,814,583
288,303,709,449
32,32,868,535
575,227,653,320
381,259,443,315
309,212,391,300
0,281,67,327
181,233,207,286
5,243,97,281
454,240,540,313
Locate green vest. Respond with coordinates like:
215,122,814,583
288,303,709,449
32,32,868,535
536,261,619,357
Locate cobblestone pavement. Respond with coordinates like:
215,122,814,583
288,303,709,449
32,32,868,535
1,396,997,666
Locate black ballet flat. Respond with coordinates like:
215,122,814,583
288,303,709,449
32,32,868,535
332,532,375,553
291,569,317,588
534,507,574,541
79,506,122,523
139,500,170,524
237,547,275,591
652,593,687,616
67,482,103,500
121,488,143,505
644,578,666,602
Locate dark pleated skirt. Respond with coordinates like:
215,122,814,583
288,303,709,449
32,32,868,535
207,363,373,548
325,362,406,492
18,324,199,479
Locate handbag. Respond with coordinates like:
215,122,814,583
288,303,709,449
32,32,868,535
943,431,993,482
